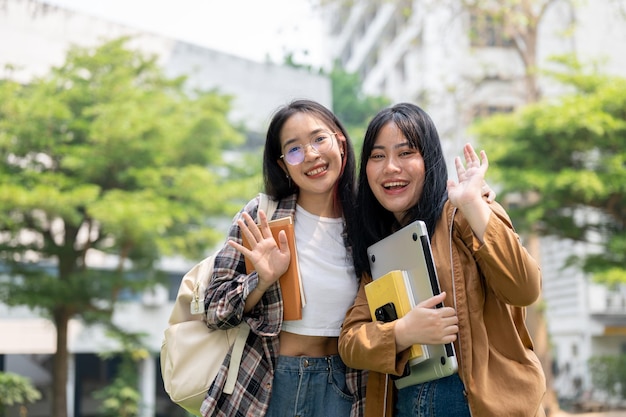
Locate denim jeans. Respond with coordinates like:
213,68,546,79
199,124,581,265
395,373,471,417
265,355,353,417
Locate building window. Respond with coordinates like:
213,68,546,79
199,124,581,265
469,12,514,48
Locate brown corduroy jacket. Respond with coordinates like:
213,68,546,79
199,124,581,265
339,201,546,417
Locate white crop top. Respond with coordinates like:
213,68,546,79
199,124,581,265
281,205,358,337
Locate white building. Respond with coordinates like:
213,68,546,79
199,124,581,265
319,0,626,406
0,1,331,416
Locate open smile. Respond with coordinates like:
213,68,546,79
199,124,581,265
383,180,408,190
306,165,328,176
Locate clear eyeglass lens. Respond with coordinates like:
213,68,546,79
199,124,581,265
283,132,334,165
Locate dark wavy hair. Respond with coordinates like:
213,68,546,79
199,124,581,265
263,99,357,236
351,103,448,277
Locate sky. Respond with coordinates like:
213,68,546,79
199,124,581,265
43,0,328,68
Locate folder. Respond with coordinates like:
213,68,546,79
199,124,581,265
241,216,305,320
364,269,428,365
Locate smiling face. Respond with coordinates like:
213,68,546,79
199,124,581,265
365,121,425,223
278,112,345,210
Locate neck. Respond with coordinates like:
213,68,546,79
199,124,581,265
297,192,341,218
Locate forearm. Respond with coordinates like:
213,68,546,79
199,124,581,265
473,204,542,306
244,281,267,312
456,197,491,243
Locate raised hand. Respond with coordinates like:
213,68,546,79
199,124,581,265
447,143,489,208
228,209,290,292
447,143,493,242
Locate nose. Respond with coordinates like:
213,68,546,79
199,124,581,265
383,155,401,173
302,143,320,160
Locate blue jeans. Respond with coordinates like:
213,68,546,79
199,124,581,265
395,373,471,417
265,355,353,417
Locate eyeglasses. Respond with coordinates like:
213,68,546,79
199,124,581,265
280,131,336,165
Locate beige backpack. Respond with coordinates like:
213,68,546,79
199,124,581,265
160,194,277,415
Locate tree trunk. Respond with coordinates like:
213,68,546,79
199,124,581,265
52,308,70,417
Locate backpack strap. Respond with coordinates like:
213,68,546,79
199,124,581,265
224,192,278,395
258,192,278,220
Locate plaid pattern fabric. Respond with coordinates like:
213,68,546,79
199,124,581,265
202,193,366,417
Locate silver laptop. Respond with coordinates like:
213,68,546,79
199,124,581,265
367,220,458,389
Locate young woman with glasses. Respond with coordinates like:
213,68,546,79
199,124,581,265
338,103,546,417
201,100,366,417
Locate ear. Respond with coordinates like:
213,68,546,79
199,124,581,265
277,159,288,175
335,133,347,155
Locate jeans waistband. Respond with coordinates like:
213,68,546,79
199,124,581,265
275,354,346,372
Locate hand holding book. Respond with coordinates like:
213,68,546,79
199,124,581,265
394,291,458,350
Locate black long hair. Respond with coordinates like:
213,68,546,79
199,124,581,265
351,103,448,278
263,99,358,245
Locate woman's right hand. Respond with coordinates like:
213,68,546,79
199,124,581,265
228,209,290,291
393,292,458,352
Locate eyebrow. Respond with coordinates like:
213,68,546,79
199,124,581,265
283,128,329,148
372,141,411,151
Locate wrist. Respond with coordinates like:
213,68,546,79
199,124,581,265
253,284,269,294
393,317,410,352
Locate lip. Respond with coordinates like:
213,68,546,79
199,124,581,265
382,179,409,192
305,163,328,177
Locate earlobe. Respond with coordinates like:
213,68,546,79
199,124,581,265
336,134,346,157
277,159,287,173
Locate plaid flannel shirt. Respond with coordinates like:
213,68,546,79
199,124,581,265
201,193,367,417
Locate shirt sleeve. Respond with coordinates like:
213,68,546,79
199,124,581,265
460,202,542,307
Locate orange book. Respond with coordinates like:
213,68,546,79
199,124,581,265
241,216,305,320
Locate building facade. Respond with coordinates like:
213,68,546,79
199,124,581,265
319,0,626,406
0,1,332,416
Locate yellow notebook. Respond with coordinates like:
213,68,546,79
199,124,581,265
364,270,428,364
241,216,305,321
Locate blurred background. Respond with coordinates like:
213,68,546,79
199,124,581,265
1,0,625,416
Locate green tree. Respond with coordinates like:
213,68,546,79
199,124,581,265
329,64,390,150
588,354,626,400
0,371,42,415
0,37,250,417
472,61,626,286
92,329,148,417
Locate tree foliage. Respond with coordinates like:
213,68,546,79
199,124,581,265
0,371,42,411
329,64,390,148
472,60,626,286
588,354,626,399
0,36,250,417
93,330,149,417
